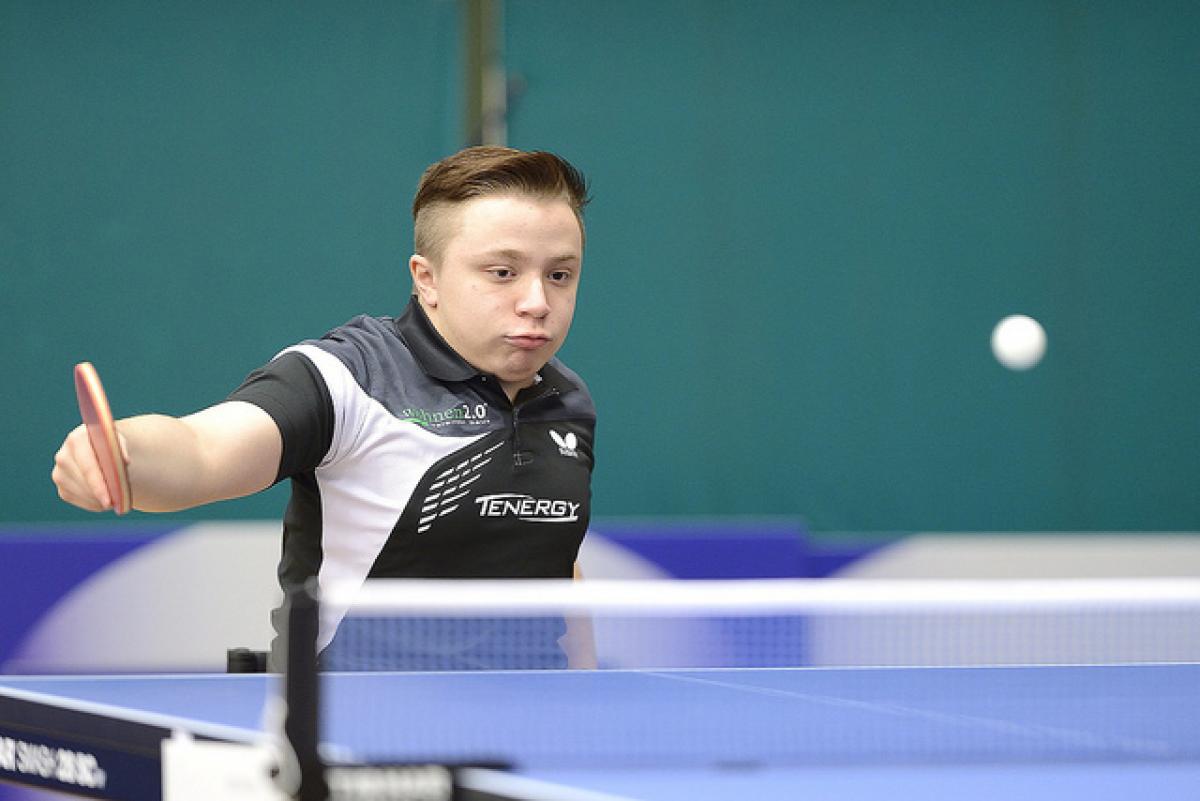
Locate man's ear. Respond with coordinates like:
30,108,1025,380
410,254,438,308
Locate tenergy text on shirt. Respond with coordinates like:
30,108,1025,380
475,493,580,523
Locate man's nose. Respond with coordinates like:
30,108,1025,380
516,277,550,317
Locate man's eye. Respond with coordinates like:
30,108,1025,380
489,267,515,279
549,270,573,283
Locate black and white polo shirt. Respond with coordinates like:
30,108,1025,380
229,297,595,651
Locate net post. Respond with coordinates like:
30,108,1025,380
284,578,327,801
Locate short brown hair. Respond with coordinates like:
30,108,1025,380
412,146,590,261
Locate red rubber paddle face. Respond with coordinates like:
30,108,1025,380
74,362,131,515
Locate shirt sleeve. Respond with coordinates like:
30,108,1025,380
226,350,335,483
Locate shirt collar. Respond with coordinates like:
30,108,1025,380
394,296,479,382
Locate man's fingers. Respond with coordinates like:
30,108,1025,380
52,425,113,512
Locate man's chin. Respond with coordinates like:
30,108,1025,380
494,364,544,394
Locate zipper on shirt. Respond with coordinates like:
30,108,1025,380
511,386,560,468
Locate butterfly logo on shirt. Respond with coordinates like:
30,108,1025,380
550,430,579,459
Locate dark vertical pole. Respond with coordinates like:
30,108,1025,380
285,579,327,801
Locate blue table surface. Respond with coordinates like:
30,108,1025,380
3,664,1199,800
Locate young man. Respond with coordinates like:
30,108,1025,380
52,147,596,667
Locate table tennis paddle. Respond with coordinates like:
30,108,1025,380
73,361,132,515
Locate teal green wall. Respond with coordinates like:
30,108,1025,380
4,1,1197,529
508,0,1200,531
2,1,462,520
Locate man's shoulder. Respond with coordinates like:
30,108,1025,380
320,314,403,346
545,357,596,419
290,315,420,389
306,315,407,359
546,356,589,392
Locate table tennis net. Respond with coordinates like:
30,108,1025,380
313,578,1200,671
275,579,1200,799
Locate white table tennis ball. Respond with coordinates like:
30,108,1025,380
991,314,1046,370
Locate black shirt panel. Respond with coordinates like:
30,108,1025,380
228,351,334,483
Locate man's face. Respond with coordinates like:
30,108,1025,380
411,194,583,400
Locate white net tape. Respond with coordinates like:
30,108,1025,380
319,578,1200,670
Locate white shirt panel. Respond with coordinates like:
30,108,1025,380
281,344,489,649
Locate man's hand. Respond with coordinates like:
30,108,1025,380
52,425,128,512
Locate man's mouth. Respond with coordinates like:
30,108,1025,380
505,333,551,351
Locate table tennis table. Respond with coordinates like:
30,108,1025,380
1,663,1198,800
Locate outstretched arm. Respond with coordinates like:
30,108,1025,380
53,400,282,513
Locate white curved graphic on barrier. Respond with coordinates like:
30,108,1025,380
12,523,283,673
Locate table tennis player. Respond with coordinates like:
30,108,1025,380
51,146,597,669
